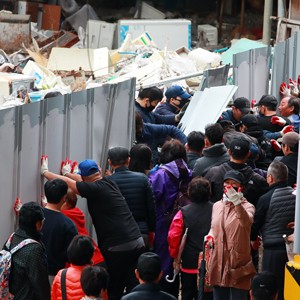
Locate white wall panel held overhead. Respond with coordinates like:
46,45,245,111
0,107,18,245
182,85,238,136
18,101,43,206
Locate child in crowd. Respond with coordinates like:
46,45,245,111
80,266,109,300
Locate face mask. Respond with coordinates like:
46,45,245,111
146,105,156,112
178,99,188,109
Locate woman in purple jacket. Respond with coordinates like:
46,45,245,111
149,139,192,297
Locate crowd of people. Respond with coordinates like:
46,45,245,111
2,85,299,300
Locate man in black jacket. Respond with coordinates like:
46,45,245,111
205,137,268,206
121,252,177,300
3,202,50,300
251,161,295,300
41,157,144,300
107,146,156,250
193,123,229,177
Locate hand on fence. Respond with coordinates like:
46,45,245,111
270,116,286,126
71,161,79,174
41,195,47,207
14,197,22,215
279,82,291,97
41,155,49,175
61,159,72,176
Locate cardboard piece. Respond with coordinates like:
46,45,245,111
47,47,110,78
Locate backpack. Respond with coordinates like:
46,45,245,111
0,233,37,300
162,159,191,226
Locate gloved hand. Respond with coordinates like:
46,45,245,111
14,197,22,215
71,161,79,174
204,235,214,248
175,110,185,122
280,125,294,136
251,236,262,251
41,155,49,175
61,161,72,176
271,115,286,126
289,78,300,96
224,185,243,206
280,82,291,97
41,195,47,207
270,139,281,151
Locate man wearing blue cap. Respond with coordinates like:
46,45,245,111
41,157,145,300
155,85,191,117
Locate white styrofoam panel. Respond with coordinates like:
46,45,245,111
183,85,238,136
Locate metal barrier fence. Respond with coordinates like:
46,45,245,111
233,46,271,101
271,30,300,100
0,78,136,246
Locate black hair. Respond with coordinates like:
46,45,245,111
80,266,109,296
159,139,187,164
288,97,300,115
137,252,161,283
205,123,224,145
129,144,152,173
44,91,62,99
44,179,68,204
138,87,163,102
188,177,211,203
19,202,44,231
251,271,278,300
67,235,94,266
108,146,129,166
187,131,205,152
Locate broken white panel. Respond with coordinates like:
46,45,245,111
117,19,191,50
47,47,110,78
181,85,238,136
86,20,116,49
109,60,163,86
134,1,166,19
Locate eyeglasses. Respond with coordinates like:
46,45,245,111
174,97,182,102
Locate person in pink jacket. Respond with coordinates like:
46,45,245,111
207,170,256,300
51,235,94,300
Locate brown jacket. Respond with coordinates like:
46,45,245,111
207,198,256,290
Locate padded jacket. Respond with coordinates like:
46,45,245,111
51,264,86,300
207,199,256,290
108,166,156,234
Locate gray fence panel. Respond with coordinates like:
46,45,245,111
271,41,285,99
19,102,42,205
252,47,270,101
233,51,250,99
233,47,270,101
295,31,300,79
92,84,114,168
0,107,18,245
0,79,136,247
288,34,296,80
69,90,92,162
43,95,67,175
106,79,136,151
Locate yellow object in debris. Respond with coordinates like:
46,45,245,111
285,255,300,300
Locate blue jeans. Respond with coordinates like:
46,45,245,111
213,286,248,300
